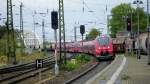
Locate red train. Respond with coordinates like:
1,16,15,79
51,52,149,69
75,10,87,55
95,35,114,60
52,34,115,61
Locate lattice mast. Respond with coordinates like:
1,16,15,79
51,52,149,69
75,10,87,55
59,0,66,64
6,0,16,64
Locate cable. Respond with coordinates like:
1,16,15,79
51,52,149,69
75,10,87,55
81,0,104,21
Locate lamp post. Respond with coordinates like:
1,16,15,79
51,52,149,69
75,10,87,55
133,0,143,60
147,0,150,65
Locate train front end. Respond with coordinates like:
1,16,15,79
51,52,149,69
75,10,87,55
95,35,114,60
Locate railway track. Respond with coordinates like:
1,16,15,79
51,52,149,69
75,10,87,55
0,52,112,84
64,60,112,84
0,52,77,84
0,56,55,84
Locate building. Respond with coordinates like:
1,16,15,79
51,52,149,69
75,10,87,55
23,30,42,49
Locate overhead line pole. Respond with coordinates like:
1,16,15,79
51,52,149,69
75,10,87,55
59,0,66,64
39,13,47,57
42,18,46,56
74,22,77,42
20,2,24,55
7,0,16,64
33,11,36,49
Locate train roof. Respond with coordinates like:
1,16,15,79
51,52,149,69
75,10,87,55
96,34,110,39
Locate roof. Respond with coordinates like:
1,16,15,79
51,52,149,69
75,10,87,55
112,37,125,44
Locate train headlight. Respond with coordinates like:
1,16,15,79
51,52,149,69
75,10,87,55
99,47,101,49
108,46,110,49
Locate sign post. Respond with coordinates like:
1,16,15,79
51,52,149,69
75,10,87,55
54,30,59,76
36,59,43,81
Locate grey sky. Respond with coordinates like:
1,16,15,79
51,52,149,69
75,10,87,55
0,0,148,42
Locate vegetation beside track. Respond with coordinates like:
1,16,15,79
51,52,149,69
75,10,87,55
61,54,92,71
0,51,46,68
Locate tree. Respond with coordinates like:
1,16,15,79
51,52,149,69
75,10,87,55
86,28,100,40
0,26,7,39
109,3,147,38
0,25,18,56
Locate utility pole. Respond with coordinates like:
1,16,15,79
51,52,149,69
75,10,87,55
133,0,143,60
74,22,77,42
137,3,140,59
107,15,109,34
6,0,16,64
39,13,47,57
147,0,150,65
59,0,66,64
33,11,36,49
42,19,46,56
20,2,24,55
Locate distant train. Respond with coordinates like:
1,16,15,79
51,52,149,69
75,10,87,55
52,34,115,61
112,32,149,54
136,33,148,53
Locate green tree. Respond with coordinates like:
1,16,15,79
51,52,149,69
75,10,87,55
0,26,7,39
0,26,18,56
110,3,147,37
0,26,7,56
86,28,100,40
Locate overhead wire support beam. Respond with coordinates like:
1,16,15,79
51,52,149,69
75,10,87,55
59,0,66,64
6,0,16,64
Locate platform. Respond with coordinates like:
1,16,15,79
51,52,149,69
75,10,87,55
85,54,150,84
118,54,150,84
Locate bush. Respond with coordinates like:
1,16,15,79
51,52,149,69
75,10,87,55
75,54,91,63
66,61,78,71
83,55,91,62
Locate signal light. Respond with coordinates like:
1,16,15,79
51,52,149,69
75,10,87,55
127,17,131,32
80,25,85,35
51,11,58,30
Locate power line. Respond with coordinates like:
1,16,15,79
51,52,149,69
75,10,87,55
81,0,105,21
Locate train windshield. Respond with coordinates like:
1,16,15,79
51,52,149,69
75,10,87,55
98,37,110,46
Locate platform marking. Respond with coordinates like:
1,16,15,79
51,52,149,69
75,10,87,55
84,55,121,84
106,56,126,84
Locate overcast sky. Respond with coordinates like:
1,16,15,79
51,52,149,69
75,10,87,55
0,0,148,42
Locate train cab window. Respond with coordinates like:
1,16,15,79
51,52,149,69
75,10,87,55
98,37,110,46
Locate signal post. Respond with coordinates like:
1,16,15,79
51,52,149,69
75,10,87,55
51,11,59,76
80,25,85,46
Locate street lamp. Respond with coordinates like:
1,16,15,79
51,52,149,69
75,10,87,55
133,0,143,59
146,0,150,65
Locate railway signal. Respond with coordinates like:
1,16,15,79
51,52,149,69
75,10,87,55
80,25,85,46
51,11,58,30
127,17,131,32
51,11,59,76
80,25,85,35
